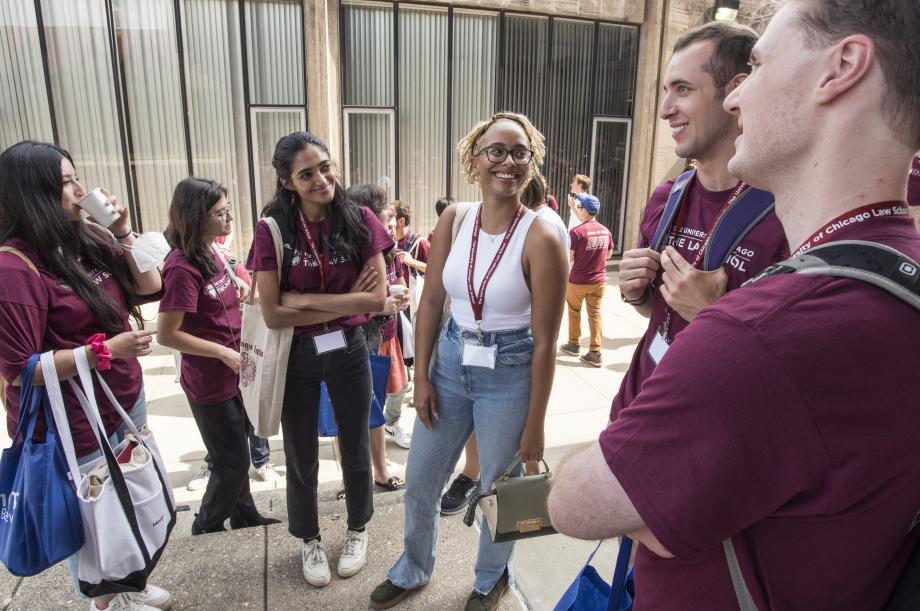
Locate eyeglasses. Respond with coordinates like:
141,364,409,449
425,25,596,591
475,145,534,166
208,204,233,221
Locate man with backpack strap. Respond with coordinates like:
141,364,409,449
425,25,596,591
548,1,920,609
611,20,788,423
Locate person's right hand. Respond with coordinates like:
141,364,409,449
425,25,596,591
104,329,156,359
380,295,400,316
350,264,378,293
618,247,662,301
414,377,439,430
219,347,241,374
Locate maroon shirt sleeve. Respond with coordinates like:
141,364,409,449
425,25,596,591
637,179,676,249
600,308,826,561
0,257,47,384
360,206,395,263
568,228,579,252
246,219,279,272
414,237,430,263
159,257,201,314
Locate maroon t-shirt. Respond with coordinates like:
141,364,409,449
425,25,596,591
609,179,789,420
600,209,920,610
908,155,920,206
397,232,430,285
569,220,614,284
246,206,392,335
159,249,241,404
0,237,144,458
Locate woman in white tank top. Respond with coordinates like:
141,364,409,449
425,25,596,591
372,113,568,610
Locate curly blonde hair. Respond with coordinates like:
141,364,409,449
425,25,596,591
457,112,546,186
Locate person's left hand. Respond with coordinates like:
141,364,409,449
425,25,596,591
100,188,132,236
397,251,418,268
236,280,251,304
659,246,728,322
517,423,545,463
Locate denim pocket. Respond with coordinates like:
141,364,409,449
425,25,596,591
344,327,367,354
496,337,534,366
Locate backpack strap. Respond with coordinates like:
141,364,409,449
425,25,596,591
649,168,697,252
703,188,775,271
743,240,920,310
0,246,40,277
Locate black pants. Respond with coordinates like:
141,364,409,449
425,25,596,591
188,394,260,531
282,327,373,539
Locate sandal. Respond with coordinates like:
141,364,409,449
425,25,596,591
374,476,405,491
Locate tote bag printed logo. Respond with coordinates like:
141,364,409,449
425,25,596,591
239,345,258,388
0,492,19,522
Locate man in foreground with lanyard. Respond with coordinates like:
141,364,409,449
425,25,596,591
611,20,789,423
548,1,920,609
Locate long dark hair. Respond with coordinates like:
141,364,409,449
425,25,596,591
260,132,369,271
0,140,142,333
346,184,394,264
164,178,227,278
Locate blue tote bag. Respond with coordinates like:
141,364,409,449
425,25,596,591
0,354,83,576
554,537,635,611
318,353,390,437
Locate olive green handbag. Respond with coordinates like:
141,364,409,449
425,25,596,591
463,456,557,542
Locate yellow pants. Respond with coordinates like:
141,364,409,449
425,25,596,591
566,282,606,352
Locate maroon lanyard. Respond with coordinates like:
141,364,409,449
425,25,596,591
297,209,330,292
466,204,526,325
661,180,748,341
792,201,909,256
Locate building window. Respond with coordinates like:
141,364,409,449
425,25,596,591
340,1,638,249
0,0,308,261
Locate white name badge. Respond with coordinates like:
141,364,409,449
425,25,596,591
313,329,347,355
462,342,497,369
647,328,670,366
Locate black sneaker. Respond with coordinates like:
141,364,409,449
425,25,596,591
369,578,419,609
440,474,481,516
465,567,509,610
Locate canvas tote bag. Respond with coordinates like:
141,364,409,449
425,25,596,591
42,348,175,597
239,217,294,437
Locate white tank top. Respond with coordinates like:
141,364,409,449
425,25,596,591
443,202,538,331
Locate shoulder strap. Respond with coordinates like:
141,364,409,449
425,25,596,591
608,536,634,611
0,246,40,277
649,169,696,252
724,538,760,611
410,234,423,258
744,240,920,310
703,188,776,271
265,215,296,291
211,244,245,290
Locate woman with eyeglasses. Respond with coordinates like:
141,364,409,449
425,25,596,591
157,178,280,537
371,113,567,611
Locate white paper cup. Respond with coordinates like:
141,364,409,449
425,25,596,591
389,285,408,297
77,189,121,227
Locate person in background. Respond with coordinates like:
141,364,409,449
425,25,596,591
559,193,613,368
247,131,391,588
158,177,281,537
370,112,567,610
427,197,454,244
346,183,410,492
566,173,592,230
0,140,169,611
185,232,280,492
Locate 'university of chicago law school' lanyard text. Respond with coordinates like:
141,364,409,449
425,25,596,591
791,201,910,256
297,209,331,292
466,203,526,342
660,180,748,341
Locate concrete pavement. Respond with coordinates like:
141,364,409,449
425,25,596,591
1,271,643,610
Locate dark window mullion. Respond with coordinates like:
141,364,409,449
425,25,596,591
32,0,59,145
174,0,194,176
239,0,258,221
393,1,400,200
445,6,453,199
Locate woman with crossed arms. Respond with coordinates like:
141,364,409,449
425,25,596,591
370,113,567,610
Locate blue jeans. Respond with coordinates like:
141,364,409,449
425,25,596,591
387,317,533,594
68,390,148,597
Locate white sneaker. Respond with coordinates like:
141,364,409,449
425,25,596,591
126,585,172,610
302,539,331,587
384,423,411,449
91,593,157,611
337,529,368,577
186,463,209,491
253,462,281,482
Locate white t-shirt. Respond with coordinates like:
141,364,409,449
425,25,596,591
536,205,571,253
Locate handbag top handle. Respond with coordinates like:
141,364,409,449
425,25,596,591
246,217,285,306
497,456,552,480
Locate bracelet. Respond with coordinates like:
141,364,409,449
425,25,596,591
86,333,112,371
114,230,133,240
620,290,649,306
